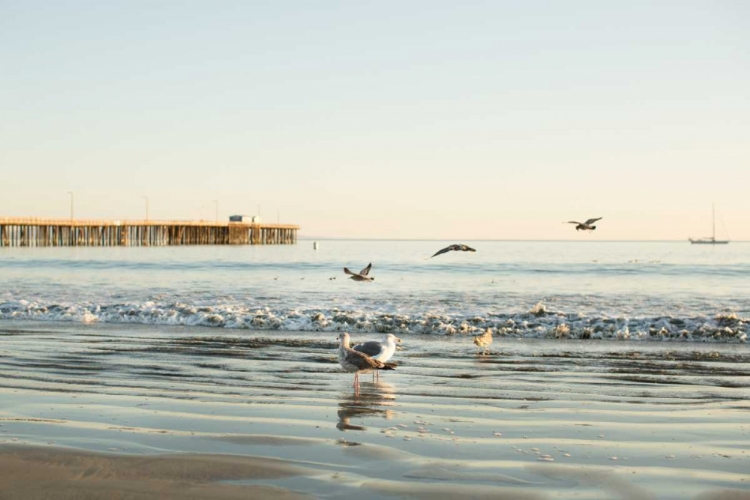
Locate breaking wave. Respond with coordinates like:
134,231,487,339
0,298,746,343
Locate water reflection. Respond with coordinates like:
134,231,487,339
337,381,397,431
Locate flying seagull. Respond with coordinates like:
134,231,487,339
337,332,395,393
430,244,477,259
566,217,602,231
353,333,402,381
473,328,493,355
344,263,374,281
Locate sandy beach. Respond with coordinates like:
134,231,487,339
1,320,749,499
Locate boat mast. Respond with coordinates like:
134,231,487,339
712,203,715,241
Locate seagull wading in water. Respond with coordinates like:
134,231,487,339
430,244,476,258
566,217,602,231
353,333,402,381
473,328,493,355
344,263,374,281
338,332,395,393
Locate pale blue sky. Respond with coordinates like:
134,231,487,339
1,1,748,239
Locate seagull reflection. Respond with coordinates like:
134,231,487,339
336,381,396,431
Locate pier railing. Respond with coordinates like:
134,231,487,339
0,218,299,247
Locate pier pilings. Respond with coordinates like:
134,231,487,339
0,218,299,247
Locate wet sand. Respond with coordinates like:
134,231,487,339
0,446,313,499
1,320,749,499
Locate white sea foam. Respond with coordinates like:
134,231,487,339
0,298,746,342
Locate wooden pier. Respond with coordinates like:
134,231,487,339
0,218,299,247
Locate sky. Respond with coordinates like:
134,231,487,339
0,1,748,240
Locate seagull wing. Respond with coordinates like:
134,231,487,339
345,348,383,370
353,341,384,358
430,246,453,258
359,263,372,276
344,267,359,277
566,221,582,225
584,217,602,225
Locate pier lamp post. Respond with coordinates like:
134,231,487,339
67,191,74,220
213,200,218,222
142,196,149,222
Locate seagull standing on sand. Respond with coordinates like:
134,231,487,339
566,217,602,231
353,333,402,381
430,244,477,258
473,328,493,355
344,263,374,282
338,332,395,393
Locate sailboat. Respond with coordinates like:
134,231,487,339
689,203,729,245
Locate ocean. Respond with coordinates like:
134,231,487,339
2,240,749,499
1,240,747,342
